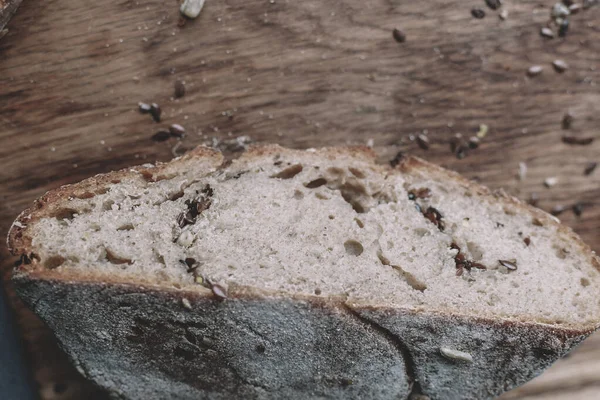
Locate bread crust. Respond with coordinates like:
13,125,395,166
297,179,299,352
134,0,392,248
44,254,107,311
0,0,22,32
7,144,600,399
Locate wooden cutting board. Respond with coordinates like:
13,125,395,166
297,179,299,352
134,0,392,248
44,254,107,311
1,0,598,398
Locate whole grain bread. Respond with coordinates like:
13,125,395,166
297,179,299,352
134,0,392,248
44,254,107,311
8,145,600,400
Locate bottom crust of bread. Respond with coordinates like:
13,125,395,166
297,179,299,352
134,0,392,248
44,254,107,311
14,272,588,400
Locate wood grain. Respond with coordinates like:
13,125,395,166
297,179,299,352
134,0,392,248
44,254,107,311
0,0,598,398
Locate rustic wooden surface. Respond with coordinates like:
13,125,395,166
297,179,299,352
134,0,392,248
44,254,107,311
1,0,599,398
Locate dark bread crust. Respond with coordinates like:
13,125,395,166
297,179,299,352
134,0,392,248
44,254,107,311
0,0,22,31
7,144,600,399
13,273,589,400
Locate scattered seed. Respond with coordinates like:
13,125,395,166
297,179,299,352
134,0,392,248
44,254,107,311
174,80,186,98
527,65,543,77
499,9,508,20
476,124,488,138
569,4,581,13
152,130,171,142
417,134,430,150
181,298,192,310
178,16,187,27
392,28,406,43
180,0,206,19
390,151,404,168
551,204,567,215
529,192,540,206
409,188,432,199
573,202,584,217
499,259,517,270
440,347,474,363
468,136,480,149
544,177,558,188
562,112,574,129
558,19,569,37
518,162,527,181
211,283,228,299
138,102,151,114
184,257,197,270
552,2,571,19
485,0,502,10
471,8,486,18
423,207,445,231
524,237,531,246
552,60,568,73
584,162,597,176
540,27,555,38
562,136,594,145
150,103,162,122
169,124,186,138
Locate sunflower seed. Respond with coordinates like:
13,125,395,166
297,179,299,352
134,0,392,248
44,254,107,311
499,259,517,270
540,27,555,38
527,65,543,77
180,0,206,19
471,8,486,18
552,60,568,73
392,28,406,43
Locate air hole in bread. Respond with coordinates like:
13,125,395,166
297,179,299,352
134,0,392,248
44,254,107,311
293,190,304,200
52,208,78,221
466,241,484,261
271,164,303,179
329,215,335,220
503,207,516,216
314,288,322,295
344,240,364,256
96,187,110,195
111,179,122,184
327,167,344,176
553,245,568,260
581,278,591,287
169,191,185,201
103,200,115,211
341,192,365,213
315,192,329,200
117,224,135,231
348,167,366,179
44,255,66,269
105,249,133,265
414,228,429,237
304,178,327,188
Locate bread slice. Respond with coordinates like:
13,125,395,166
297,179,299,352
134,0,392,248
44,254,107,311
8,145,600,400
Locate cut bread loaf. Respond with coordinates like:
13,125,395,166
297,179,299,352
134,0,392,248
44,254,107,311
8,145,600,400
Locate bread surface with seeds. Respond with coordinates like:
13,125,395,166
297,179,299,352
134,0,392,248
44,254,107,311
8,145,600,400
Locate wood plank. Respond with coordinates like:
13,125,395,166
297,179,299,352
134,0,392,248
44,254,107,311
0,0,599,398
